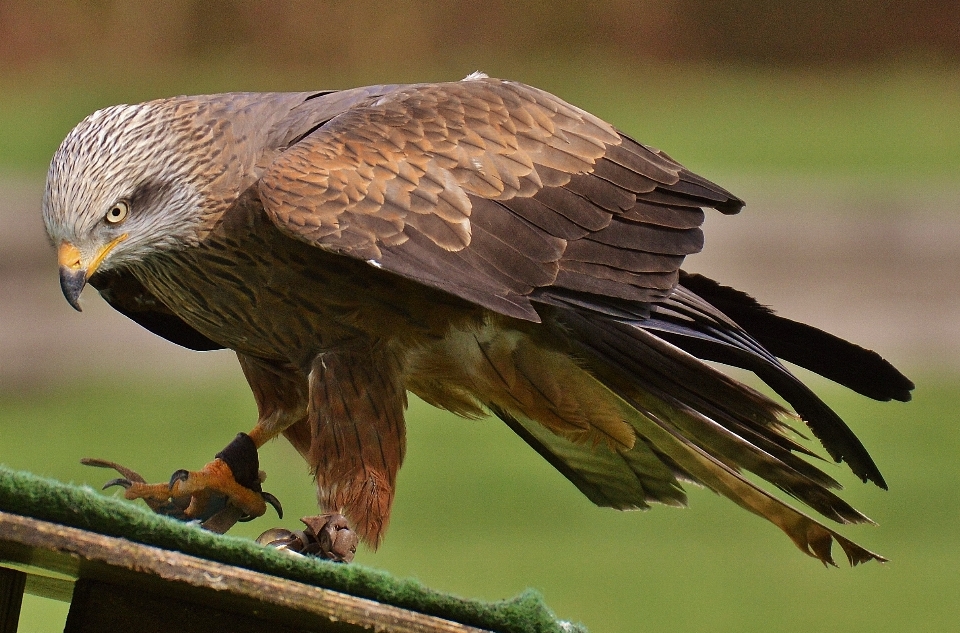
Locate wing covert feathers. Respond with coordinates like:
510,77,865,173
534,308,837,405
259,77,742,321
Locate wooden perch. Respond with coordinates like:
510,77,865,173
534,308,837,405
0,511,491,633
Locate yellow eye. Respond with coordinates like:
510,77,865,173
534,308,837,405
105,200,129,224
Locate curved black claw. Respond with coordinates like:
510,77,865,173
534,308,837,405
168,469,190,489
237,490,283,523
102,477,132,491
262,492,284,519
83,458,192,518
256,527,309,552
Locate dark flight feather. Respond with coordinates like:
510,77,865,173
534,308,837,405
640,286,888,488
678,272,915,402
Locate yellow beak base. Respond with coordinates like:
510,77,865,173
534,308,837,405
56,235,127,311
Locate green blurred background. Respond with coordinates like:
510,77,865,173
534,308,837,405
0,2,958,632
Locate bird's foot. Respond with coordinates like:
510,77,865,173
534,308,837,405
82,433,282,534
256,514,358,563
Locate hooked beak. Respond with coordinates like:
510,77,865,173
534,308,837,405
57,235,127,312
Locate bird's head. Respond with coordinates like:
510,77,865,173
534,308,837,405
42,99,231,311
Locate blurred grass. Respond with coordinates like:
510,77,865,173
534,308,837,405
2,63,960,181
1,373,956,633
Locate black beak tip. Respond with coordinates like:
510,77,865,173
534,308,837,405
59,266,86,312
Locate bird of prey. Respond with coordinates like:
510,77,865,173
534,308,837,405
43,74,913,566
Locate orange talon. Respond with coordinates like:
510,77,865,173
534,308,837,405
167,459,268,519
83,432,282,533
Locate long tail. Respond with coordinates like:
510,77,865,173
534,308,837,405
644,272,913,488
485,281,912,565
676,272,914,403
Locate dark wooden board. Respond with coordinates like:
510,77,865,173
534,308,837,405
0,511,492,633
0,567,25,633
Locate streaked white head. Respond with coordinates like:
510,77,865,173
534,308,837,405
42,97,233,309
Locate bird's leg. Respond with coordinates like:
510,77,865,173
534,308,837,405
100,434,285,530
255,346,406,562
92,355,309,532
300,346,408,550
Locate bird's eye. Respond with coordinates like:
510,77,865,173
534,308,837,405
105,200,129,224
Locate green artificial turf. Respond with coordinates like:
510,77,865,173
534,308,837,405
0,465,581,633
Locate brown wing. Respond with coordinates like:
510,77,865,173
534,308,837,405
258,77,743,321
